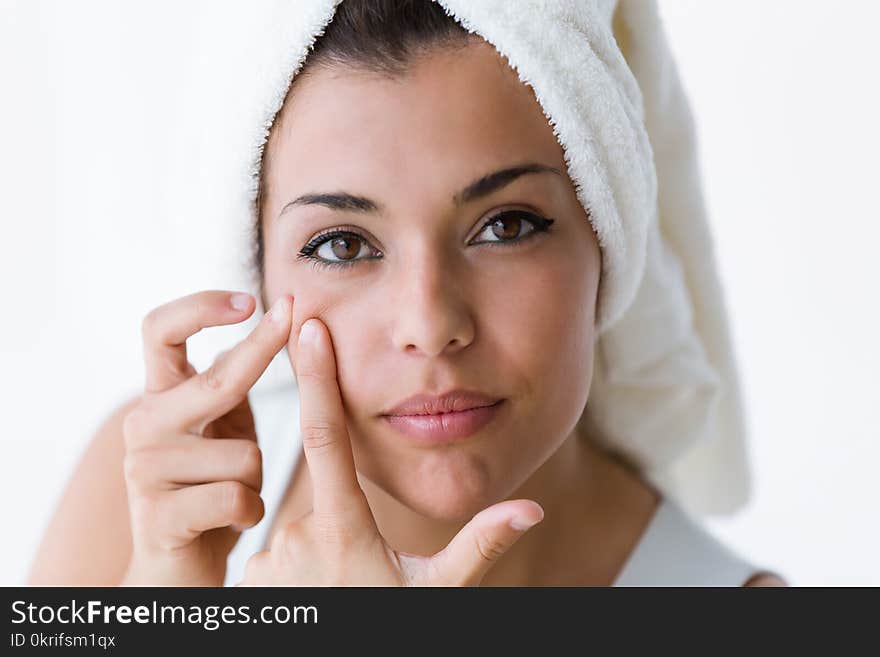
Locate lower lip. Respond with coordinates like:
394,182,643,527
381,400,505,445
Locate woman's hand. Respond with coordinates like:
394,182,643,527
120,291,293,586
238,317,544,587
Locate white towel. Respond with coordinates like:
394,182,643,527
163,0,751,517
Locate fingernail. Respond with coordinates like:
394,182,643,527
509,516,541,531
509,504,544,531
268,296,288,323
298,319,319,347
230,293,252,311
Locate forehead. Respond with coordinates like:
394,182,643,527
265,40,567,200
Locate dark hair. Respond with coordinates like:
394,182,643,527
251,0,473,307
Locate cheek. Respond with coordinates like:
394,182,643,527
484,250,598,443
319,295,385,412
263,280,361,387
284,281,385,414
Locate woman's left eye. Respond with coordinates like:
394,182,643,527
470,210,555,246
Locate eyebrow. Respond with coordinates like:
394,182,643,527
275,162,563,221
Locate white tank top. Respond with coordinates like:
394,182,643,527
225,378,779,586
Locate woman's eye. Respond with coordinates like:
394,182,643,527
471,210,555,246
296,210,555,270
314,234,371,263
296,229,380,269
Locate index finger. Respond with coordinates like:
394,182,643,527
293,318,374,532
155,294,295,434
142,290,255,393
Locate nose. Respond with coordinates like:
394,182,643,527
390,247,475,358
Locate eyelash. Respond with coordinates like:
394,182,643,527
295,210,556,271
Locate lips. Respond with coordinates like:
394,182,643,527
381,389,502,416
380,389,506,445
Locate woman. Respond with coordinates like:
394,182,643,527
28,0,787,586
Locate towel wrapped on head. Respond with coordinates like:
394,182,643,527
165,0,751,517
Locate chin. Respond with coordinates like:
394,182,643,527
391,449,514,522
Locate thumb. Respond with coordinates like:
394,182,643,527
427,500,544,586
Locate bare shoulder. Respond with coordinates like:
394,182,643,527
743,571,789,587
27,394,141,586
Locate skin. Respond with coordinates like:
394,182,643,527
254,38,638,584
26,38,788,587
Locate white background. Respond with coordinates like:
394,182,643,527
1,1,877,586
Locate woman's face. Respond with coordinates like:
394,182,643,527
261,39,602,521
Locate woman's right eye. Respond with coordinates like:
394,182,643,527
296,229,382,270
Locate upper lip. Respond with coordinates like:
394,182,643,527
381,389,503,416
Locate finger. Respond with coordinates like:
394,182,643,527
126,436,262,492
158,481,265,540
293,318,374,530
142,290,255,393
427,500,544,586
203,393,257,441
150,295,293,435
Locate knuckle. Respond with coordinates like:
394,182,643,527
122,407,150,446
272,521,305,556
221,481,251,521
296,369,334,387
123,444,165,489
474,533,508,564
201,362,226,393
237,441,262,481
122,450,147,484
311,511,357,549
140,308,160,341
300,421,343,453
236,493,264,530
254,495,266,525
200,357,244,405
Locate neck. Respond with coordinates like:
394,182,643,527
356,427,662,586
